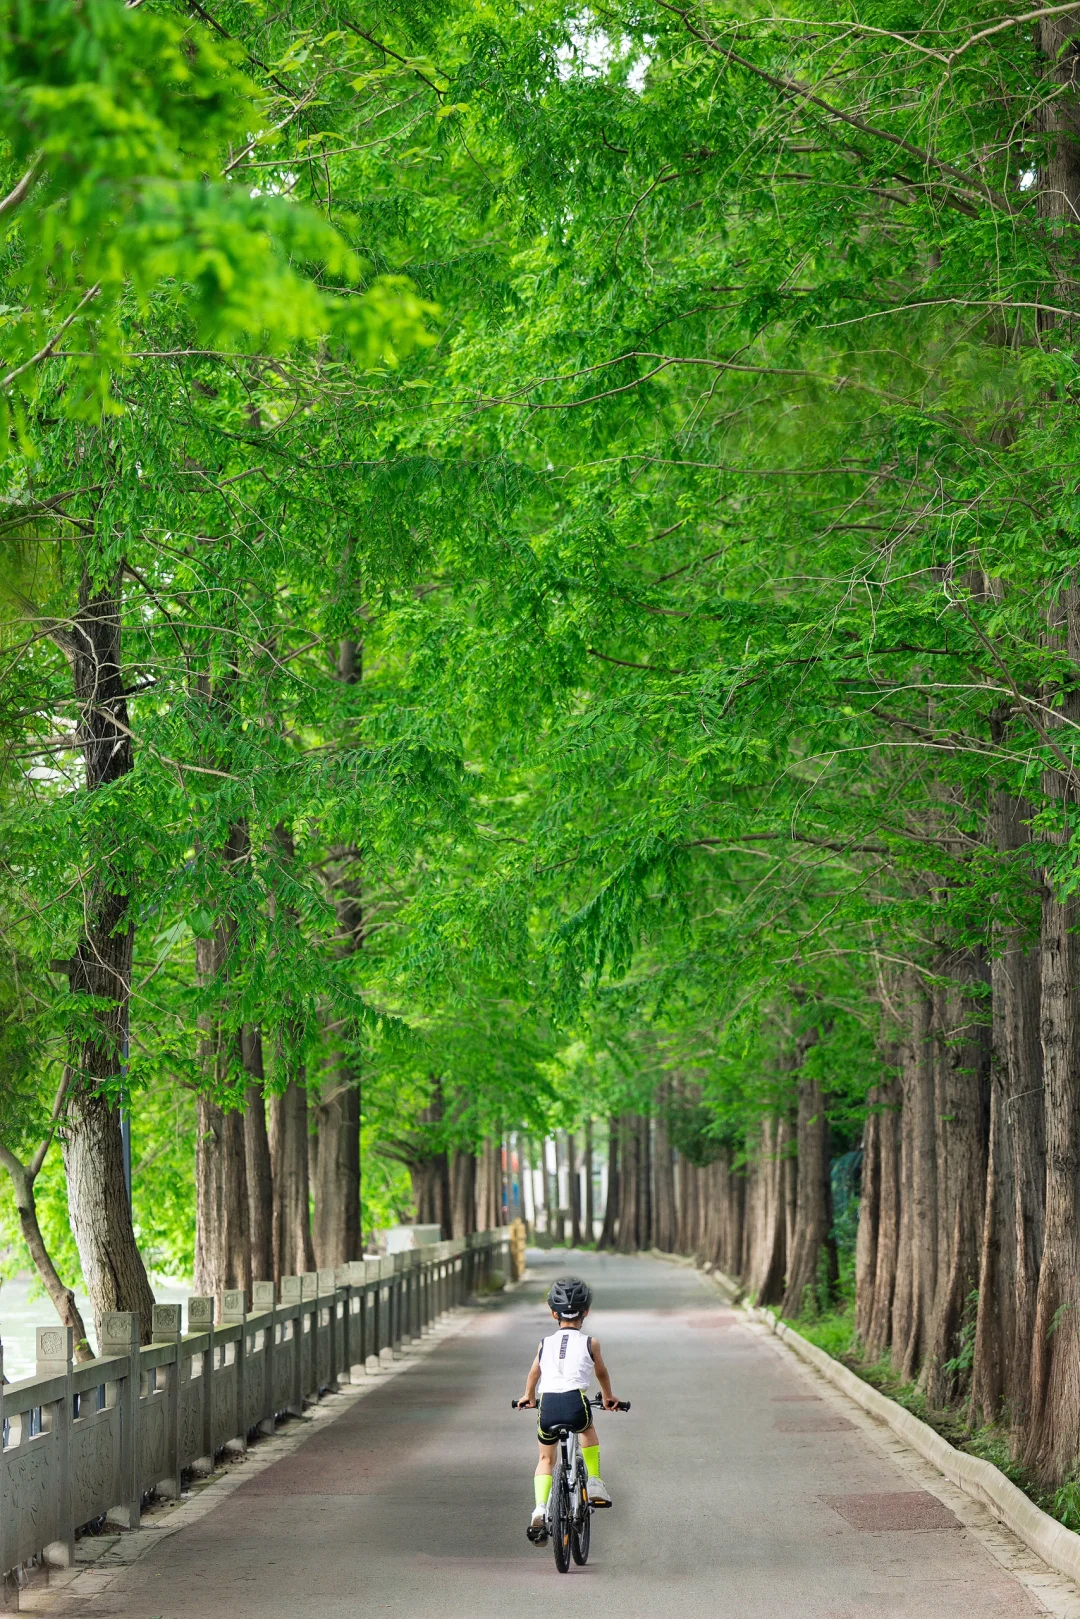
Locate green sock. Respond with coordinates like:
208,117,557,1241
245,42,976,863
582,1445,601,1479
534,1473,552,1508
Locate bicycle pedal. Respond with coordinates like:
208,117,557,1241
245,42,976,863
526,1526,549,1544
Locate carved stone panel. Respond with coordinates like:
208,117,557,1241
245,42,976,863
221,1289,246,1321
8,1440,58,1566
98,1313,135,1352
187,1296,214,1329
274,1348,293,1410
139,1394,167,1491
242,1343,262,1430
36,1327,67,1364
212,1365,238,1451
71,1410,120,1527
178,1379,203,1469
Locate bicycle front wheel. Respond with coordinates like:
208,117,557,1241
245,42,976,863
571,1464,591,1566
551,1462,572,1573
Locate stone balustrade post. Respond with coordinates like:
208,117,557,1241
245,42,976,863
300,1273,318,1401
317,1270,337,1390
391,1253,405,1354
252,1281,276,1435
363,1261,379,1373
36,1324,74,1569
336,1267,355,1383
0,1340,14,1614
408,1251,422,1344
187,1295,215,1474
219,1289,247,1452
152,1304,183,1499
279,1277,303,1414
419,1251,430,1333
100,1312,140,1529
378,1257,395,1367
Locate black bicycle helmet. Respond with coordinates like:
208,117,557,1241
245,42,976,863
547,1276,592,1319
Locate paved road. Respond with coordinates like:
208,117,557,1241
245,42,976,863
93,1251,1054,1618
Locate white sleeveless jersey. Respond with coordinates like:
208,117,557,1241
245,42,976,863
537,1326,594,1395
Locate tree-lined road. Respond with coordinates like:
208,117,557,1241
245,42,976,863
79,1254,1063,1619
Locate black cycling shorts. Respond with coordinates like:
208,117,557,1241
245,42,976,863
537,1389,591,1444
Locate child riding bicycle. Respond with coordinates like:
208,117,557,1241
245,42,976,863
515,1276,623,1543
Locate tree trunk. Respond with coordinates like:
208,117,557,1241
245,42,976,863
653,1099,676,1253
553,1131,565,1243
746,1114,790,1306
309,848,364,1266
568,1129,581,1246
867,1081,900,1357
637,1113,653,1250
676,1139,693,1249
972,783,1045,1435
242,1027,275,1284
855,1103,880,1344
63,1086,155,1341
0,1151,93,1360
270,1079,316,1279
583,1119,595,1241
616,1115,639,1252
897,974,936,1377
61,561,155,1337
781,1073,836,1318
1025,584,1080,1481
311,1082,362,1264
475,1138,500,1230
922,950,991,1406
1002,941,1045,1440
450,1150,476,1238
410,1151,451,1234
193,844,253,1304
598,1122,619,1248
539,1137,553,1235
194,1093,252,1299
1025,877,1080,1483
685,1155,700,1256
488,1138,501,1227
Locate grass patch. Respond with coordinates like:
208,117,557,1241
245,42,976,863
782,1302,857,1360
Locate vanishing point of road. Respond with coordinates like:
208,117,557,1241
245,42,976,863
46,1251,1077,1619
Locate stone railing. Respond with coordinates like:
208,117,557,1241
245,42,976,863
0,1229,510,1606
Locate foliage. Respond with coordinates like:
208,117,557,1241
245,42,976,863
2,0,1079,1306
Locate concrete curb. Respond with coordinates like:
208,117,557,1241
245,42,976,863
700,1264,1080,1591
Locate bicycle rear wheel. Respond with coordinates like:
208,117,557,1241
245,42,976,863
551,1462,572,1573
571,1463,591,1565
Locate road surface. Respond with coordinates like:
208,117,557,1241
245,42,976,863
63,1251,1069,1618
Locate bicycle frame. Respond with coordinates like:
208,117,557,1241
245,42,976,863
554,1430,586,1524
544,1422,592,1552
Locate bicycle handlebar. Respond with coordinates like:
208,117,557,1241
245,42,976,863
511,1397,631,1412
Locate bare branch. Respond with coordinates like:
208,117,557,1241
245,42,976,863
0,158,41,220
0,282,102,393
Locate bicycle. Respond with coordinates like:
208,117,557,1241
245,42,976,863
512,1394,631,1573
